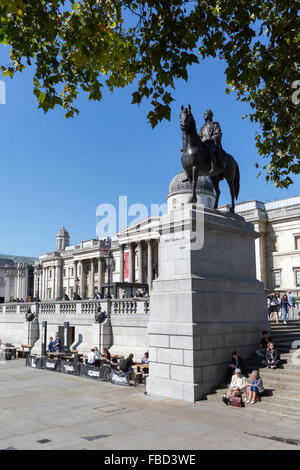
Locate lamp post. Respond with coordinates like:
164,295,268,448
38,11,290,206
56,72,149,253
36,264,42,300
105,251,113,298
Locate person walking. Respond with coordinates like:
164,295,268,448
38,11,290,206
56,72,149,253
287,292,296,320
281,294,289,325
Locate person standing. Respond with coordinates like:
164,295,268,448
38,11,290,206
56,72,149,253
47,336,55,353
281,294,289,325
87,349,96,365
287,291,296,320
53,333,62,352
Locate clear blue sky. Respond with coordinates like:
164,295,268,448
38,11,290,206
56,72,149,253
0,48,299,258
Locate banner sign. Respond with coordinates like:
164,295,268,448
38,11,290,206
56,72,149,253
63,322,69,353
60,359,80,376
80,363,110,382
124,251,129,280
42,357,60,371
26,355,42,369
26,357,133,387
41,321,47,356
110,370,131,386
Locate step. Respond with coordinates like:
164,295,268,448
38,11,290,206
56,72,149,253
275,341,300,349
202,399,300,425
259,368,300,378
261,379,300,391
206,393,300,420
260,371,300,383
261,395,300,408
211,385,300,401
271,335,300,342
254,400,300,418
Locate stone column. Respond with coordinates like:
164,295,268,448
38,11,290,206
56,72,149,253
119,245,124,283
128,243,135,283
24,266,28,300
5,274,11,302
89,259,95,298
40,267,44,300
73,261,78,294
55,262,63,300
147,239,153,290
44,267,48,300
79,261,85,298
33,268,37,297
98,258,103,293
137,241,143,283
52,266,55,299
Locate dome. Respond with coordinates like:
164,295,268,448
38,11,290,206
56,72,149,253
167,171,216,211
168,171,215,198
57,226,69,238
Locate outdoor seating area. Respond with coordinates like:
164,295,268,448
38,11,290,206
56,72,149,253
25,348,150,388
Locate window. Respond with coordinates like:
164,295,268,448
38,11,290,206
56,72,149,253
295,270,300,287
295,236,300,250
273,271,281,288
71,268,74,277
48,288,52,299
49,270,52,279
63,269,66,278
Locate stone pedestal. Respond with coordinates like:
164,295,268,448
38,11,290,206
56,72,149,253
146,205,268,402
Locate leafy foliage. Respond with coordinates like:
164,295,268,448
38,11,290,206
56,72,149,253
0,0,299,186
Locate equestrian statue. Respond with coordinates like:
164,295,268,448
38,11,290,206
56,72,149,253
180,105,240,213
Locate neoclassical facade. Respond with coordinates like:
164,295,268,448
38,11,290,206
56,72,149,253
34,173,300,300
0,254,35,302
34,174,216,301
232,196,300,294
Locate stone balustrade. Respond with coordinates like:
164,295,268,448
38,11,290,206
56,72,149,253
0,298,150,319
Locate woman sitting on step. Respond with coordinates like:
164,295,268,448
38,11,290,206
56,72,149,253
262,342,281,369
246,370,264,405
222,368,247,405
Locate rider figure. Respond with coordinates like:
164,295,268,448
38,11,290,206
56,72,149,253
199,109,223,174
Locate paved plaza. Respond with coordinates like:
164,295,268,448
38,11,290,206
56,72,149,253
0,360,299,450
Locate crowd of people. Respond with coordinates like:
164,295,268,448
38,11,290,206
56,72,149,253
223,330,281,407
267,291,298,324
85,349,149,372
46,333,149,376
7,288,149,304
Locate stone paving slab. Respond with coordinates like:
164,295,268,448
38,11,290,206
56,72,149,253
0,360,299,450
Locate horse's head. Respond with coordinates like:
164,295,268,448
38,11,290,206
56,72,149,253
180,104,194,132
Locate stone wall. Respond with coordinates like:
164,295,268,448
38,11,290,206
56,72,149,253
0,299,149,358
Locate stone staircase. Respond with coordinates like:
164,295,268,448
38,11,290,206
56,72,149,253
204,321,300,423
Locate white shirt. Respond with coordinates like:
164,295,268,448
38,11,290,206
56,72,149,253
87,352,96,364
230,375,247,391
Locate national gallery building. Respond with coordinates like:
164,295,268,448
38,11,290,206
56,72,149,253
33,172,300,301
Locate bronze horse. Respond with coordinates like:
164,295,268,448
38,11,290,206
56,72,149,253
180,105,240,213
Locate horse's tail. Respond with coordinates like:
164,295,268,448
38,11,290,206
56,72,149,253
234,163,240,200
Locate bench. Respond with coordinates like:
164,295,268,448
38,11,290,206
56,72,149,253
17,344,32,358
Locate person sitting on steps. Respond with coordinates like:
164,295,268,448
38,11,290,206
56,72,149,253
246,370,264,405
262,342,281,369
